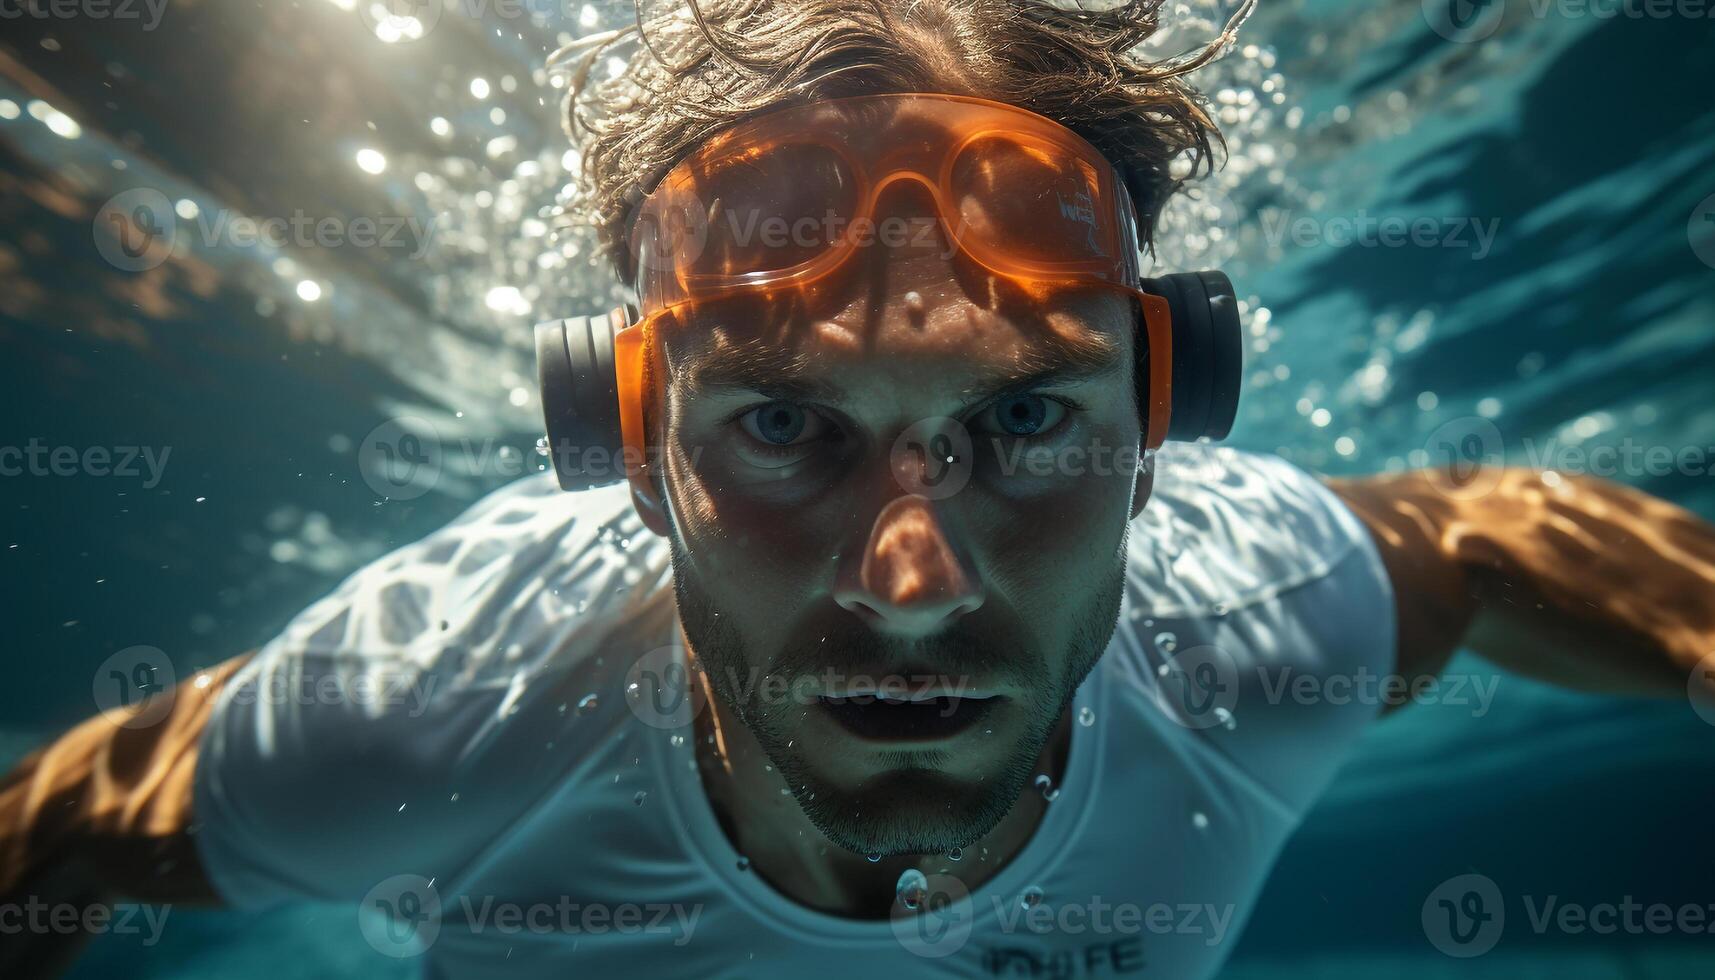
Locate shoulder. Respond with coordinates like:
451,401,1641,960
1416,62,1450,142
1127,443,1385,616
1112,444,1396,815
194,475,671,905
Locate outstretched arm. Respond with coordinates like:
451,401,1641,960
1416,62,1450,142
0,655,248,975
1328,469,1715,705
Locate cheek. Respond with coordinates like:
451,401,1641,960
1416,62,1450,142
665,445,829,643
964,448,1136,621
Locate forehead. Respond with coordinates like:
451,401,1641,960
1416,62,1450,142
662,273,1132,401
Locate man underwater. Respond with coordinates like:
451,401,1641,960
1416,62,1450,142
5,2,1713,977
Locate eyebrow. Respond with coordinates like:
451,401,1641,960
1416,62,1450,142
678,327,1124,409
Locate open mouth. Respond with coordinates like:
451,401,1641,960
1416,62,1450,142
816,693,999,741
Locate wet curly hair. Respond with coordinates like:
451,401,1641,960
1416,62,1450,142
553,0,1247,285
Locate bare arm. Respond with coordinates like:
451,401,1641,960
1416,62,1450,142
1329,469,1715,705
0,655,249,975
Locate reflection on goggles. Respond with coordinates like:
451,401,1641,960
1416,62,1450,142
629,93,1144,315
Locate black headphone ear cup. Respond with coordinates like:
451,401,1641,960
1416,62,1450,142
1142,271,1243,443
535,309,630,491
1196,271,1243,441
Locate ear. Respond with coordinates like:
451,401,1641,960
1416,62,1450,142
1130,448,1155,521
629,473,673,538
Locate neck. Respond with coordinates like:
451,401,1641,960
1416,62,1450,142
687,658,1074,919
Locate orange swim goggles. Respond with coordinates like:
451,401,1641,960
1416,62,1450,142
535,93,1241,496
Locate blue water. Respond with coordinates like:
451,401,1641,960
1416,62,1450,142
2,1,1712,976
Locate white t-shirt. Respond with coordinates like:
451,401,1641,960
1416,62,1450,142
194,444,1394,979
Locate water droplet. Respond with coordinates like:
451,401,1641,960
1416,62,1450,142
1192,811,1209,830
576,693,599,714
1033,774,1060,802
534,435,551,457
896,868,928,910
1077,706,1095,727
1154,631,1178,655
1020,886,1044,910
626,681,642,700
903,291,926,323
866,852,882,863
947,848,963,862
633,791,647,806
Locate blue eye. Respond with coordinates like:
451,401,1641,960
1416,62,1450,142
982,393,1065,437
741,401,818,445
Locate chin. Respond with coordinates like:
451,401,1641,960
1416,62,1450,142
793,765,1025,857
769,726,1045,858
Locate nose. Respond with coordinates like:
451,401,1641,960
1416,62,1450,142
834,494,985,637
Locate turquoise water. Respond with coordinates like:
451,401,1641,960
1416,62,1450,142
2,1,1712,976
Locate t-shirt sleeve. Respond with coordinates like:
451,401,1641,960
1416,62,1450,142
1120,446,1398,817
191,476,661,908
